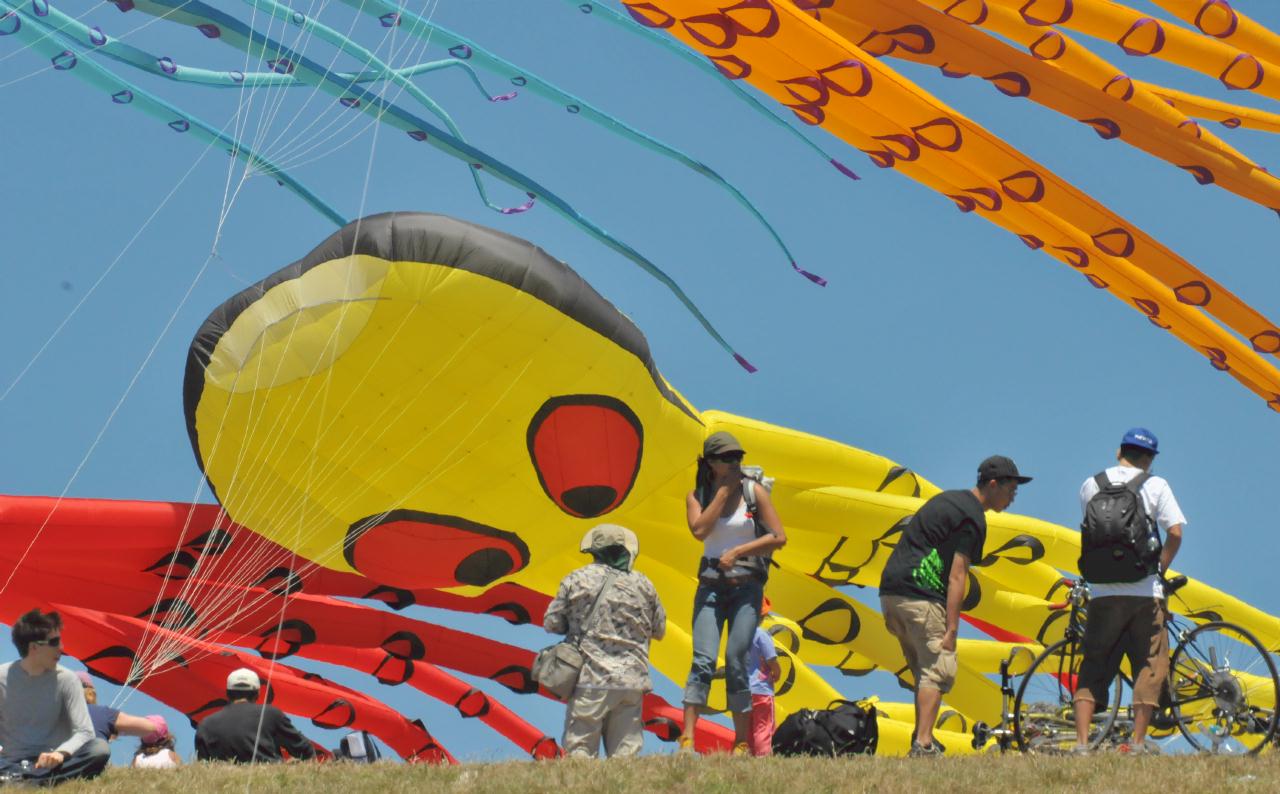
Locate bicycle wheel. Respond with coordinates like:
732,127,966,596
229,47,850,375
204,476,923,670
1170,621,1279,754
1013,638,1124,753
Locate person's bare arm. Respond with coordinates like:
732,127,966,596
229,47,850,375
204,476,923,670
1160,524,1183,574
114,712,160,738
687,484,735,541
942,552,971,652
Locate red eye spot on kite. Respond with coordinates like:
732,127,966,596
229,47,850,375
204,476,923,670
527,395,643,518
344,511,530,589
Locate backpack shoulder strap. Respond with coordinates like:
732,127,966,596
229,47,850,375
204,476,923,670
742,476,758,513
570,570,619,646
1092,471,1111,491
1125,472,1151,495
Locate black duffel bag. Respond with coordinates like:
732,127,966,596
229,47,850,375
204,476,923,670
773,699,878,756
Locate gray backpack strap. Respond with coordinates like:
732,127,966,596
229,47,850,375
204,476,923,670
742,476,758,514
569,570,620,647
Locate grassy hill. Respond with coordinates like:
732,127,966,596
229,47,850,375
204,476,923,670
56,752,1279,794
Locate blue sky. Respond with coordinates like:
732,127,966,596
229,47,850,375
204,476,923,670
1,0,1279,764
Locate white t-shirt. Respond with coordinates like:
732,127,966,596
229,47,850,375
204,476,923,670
703,496,757,560
1079,465,1187,599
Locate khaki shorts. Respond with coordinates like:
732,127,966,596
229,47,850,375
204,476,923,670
881,595,957,693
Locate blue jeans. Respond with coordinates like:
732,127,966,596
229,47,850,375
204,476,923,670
682,578,763,714
0,738,110,786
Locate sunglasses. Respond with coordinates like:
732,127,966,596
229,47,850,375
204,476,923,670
708,452,745,463
32,635,61,648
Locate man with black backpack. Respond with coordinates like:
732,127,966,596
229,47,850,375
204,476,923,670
1073,428,1185,755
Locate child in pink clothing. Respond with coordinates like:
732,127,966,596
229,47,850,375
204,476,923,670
747,603,781,756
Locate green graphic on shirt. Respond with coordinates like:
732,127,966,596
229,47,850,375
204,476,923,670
911,548,944,594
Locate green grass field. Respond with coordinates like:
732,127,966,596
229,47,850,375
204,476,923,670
53,753,1280,794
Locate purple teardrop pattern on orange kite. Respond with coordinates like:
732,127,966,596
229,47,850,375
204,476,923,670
779,60,873,125
912,118,964,151
1084,274,1109,289
1174,281,1212,306
863,134,921,169
1179,165,1216,185
1133,298,1172,329
1017,234,1045,250
1204,347,1230,371
857,25,935,58
1220,53,1264,91
987,72,1031,98
793,0,835,19
1000,170,1046,202
1179,120,1203,139
943,0,989,25
1020,0,1073,26
1030,30,1067,60
1250,331,1280,354
940,64,971,79
1195,0,1239,39
1052,246,1089,268
1116,18,1166,57
1081,118,1121,139
709,54,752,79
1103,74,1135,101
949,187,1002,213
1221,117,1242,129
1091,227,1135,258
622,2,675,28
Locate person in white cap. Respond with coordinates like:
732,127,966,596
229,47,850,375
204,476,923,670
543,524,666,758
194,668,316,763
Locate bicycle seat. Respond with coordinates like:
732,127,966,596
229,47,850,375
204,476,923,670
1164,574,1188,594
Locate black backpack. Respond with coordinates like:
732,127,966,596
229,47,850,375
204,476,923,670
773,700,878,756
1079,471,1161,584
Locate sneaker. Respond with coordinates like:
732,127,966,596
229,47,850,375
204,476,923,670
1070,744,1092,757
676,736,695,755
732,742,750,756
908,740,944,758
1125,742,1162,756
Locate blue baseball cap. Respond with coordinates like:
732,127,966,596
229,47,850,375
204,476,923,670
1121,427,1159,454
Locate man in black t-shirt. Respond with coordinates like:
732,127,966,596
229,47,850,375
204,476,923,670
879,455,1031,757
194,668,316,764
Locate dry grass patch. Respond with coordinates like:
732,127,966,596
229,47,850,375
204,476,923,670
53,752,1280,794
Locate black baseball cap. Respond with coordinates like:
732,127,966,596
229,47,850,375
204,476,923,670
977,455,1032,484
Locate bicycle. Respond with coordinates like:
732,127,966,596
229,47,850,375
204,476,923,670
980,574,1279,755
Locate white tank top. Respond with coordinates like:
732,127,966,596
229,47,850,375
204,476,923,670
702,494,757,559
133,750,179,769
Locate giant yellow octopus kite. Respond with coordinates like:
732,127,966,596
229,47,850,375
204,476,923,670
180,212,1280,755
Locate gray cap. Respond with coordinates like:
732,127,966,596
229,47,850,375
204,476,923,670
579,524,639,558
226,667,261,691
703,431,744,457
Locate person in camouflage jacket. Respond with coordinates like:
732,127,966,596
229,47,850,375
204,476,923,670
544,524,666,758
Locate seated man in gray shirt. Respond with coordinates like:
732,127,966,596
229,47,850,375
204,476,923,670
0,609,109,785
